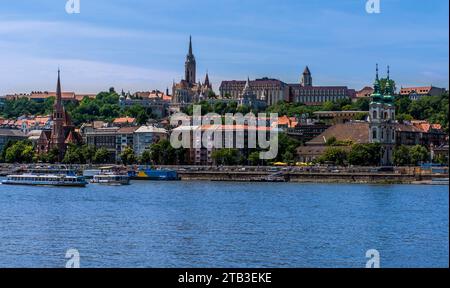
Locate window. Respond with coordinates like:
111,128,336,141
373,111,377,120
372,129,377,139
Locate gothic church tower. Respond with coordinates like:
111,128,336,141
185,36,196,85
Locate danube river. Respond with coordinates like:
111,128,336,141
0,181,448,268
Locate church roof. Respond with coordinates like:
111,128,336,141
64,130,83,144
303,66,311,74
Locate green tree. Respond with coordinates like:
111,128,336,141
140,150,152,165
4,140,35,163
348,144,381,166
81,145,97,164
410,145,429,166
63,144,84,164
396,113,414,123
379,78,396,93
282,151,294,163
393,146,411,166
149,140,177,165
277,133,300,162
120,146,137,165
212,149,241,166
323,101,340,111
1,140,16,162
47,148,60,164
93,148,110,164
318,147,348,166
352,98,370,111
434,154,449,165
248,151,261,166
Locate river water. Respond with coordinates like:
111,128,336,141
0,181,448,268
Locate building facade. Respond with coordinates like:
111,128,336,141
220,66,353,106
133,126,168,156
119,90,171,118
0,129,26,153
400,86,446,100
220,78,289,106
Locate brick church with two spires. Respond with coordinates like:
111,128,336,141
37,70,83,161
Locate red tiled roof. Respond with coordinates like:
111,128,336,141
400,87,432,95
117,126,140,134
113,116,136,124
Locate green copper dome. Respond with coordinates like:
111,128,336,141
383,66,395,104
371,64,383,103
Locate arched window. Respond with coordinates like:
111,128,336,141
373,111,377,120
372,129,377,139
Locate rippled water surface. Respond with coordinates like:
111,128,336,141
0,181,448,267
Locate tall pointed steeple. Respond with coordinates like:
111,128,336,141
371,64,382,103
373,64,380,91
188,35,193,56
55,69,62,109
51,69,67,160
384,65,394,104
242,77,252,94
385,65,391,93
185,36,196,85
204,71,211,88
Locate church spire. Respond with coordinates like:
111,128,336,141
55,69,62,108
371,64,382,103
185,36,196,85
189,35,193,56
373,63,381,94
384,65,394,103
376,63,379,81
204,71,210,87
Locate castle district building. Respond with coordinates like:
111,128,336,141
400,86,447,100
219,66,353,106
171,36,213,106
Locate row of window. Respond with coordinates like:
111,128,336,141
372,110,395,120
296,95,346,103
294,89,346,96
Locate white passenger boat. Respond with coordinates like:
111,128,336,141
1,174,88,187
83,169,102,179
91,174,130,185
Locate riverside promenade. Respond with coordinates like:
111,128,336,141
1,164,448,184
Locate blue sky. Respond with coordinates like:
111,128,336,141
0,0,448,95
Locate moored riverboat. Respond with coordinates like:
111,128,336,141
1,174,88,187
130,168,180,181
91,174,130,185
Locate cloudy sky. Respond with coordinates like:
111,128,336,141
0,0,448,95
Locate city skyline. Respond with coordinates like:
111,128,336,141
0,0,449,95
